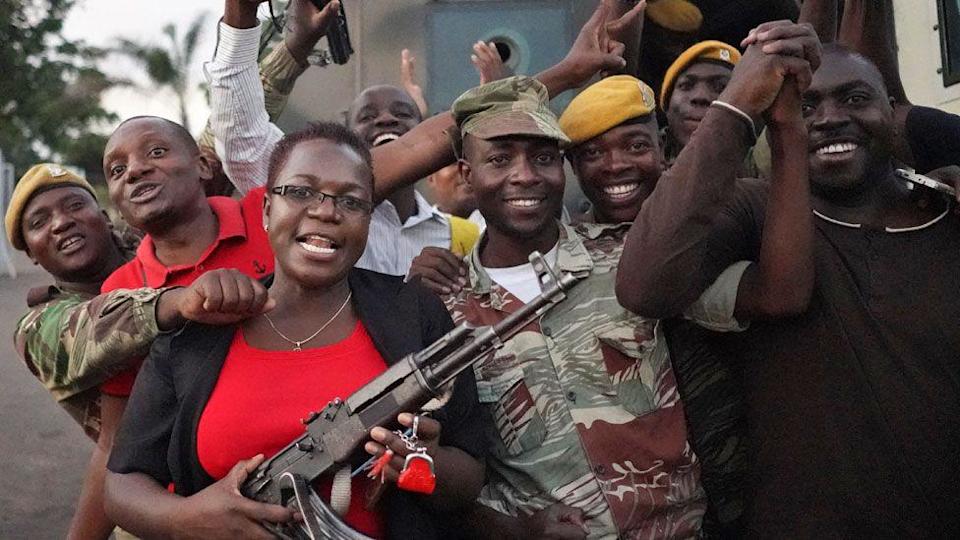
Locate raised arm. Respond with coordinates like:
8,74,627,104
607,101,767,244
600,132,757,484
196,34,309,152
604,0,647,79
207,0,340,194
733,78,814,320
838,0,909,106
617,21,820,319
798,0,839,44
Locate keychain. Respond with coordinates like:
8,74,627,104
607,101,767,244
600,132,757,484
396,416,437,495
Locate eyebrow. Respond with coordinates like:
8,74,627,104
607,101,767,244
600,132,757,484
806,79,877,100
283,174,370,194
390,102,417,112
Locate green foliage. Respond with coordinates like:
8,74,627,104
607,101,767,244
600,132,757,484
113,12,208,133
0,0,119,181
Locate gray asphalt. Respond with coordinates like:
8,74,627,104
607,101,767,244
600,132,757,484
0,253,90,539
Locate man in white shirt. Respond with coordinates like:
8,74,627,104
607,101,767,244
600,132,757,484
346,84,461,275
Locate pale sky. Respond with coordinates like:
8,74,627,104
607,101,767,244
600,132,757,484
62,0,230,136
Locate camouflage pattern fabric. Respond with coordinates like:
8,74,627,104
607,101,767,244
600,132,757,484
13,286,166,441
445,222,708,539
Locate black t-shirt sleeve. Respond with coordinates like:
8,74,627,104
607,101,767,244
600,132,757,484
905,105,960,173
415,284,486,461
701,178,766,282
106,332,178,485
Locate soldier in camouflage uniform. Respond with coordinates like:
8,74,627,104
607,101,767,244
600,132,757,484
6,165,168,442
446,77,747,539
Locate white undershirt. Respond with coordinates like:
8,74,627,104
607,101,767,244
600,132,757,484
482,243,560,303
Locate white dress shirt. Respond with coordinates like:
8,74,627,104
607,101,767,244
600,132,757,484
204,22,451,276
358,191,451,276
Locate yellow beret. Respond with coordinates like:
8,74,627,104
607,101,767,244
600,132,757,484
559,75,657,146
5,164,96,251
661,40,741,110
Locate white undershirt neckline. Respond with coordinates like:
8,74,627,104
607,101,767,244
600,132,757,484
482,243,560,304
812,206,950,233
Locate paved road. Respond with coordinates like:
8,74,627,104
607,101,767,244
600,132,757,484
0,254,91,539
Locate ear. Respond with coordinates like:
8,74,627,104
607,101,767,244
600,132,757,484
100,209,115,229
261,192,271,232
458,159,473,188
196,151,214,183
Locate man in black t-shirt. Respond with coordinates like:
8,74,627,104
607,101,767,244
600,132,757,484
619,26,960,538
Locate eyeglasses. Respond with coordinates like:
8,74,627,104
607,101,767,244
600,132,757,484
270,185,375,216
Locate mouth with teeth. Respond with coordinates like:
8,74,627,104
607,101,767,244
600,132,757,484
813,141,860,164
129,183,161,204
814,141,860,158
504,198,543,209
372,133,401,147
296,234,340,256
57,234,86,254
601,183,640,201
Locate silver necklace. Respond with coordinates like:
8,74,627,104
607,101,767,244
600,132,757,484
262,291,353,351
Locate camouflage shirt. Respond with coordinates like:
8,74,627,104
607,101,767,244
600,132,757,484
446,223,743,539
13,285,167,441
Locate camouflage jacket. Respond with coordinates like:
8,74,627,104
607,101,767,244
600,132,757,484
445,223,744,539
14,285,167,441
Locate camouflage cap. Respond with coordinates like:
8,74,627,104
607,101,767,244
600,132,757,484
452,76,571,149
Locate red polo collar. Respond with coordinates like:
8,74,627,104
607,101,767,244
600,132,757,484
135,196,247,287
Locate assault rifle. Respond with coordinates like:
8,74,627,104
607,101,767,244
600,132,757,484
309,0,353,65
241,252,581,540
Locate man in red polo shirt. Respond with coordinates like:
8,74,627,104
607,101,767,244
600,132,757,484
73,115,274,538
100,116,274,393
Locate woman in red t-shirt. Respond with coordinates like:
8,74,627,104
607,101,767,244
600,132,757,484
102,123,485,539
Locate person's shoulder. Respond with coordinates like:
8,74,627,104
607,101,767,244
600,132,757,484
349,268,405,294
101,258,145,292
907,105,960,128
16,288,72,339
573,222,630,269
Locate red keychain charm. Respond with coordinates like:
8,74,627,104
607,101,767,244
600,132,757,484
397,450,436,494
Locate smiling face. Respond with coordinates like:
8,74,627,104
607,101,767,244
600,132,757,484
264,138,373,289
21,186,119,282
568,116,664,224
802,48,895,194
347,85,422,148
666,61,733,147
460,134,565,242
102,117,211,233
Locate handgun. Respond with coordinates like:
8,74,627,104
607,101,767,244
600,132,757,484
309,0,353,65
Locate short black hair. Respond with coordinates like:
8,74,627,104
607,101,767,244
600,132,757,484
266,121,374,189
820,43,888,95
114,116,199,153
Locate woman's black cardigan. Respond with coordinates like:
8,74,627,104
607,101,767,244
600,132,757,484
107,269,484,539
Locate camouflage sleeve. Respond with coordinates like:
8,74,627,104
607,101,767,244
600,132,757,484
13,288,168,403
197,43,307,150
683,261,751,333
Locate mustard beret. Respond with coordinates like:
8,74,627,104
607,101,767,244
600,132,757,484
661,40,741,110
5,164,97,251
559,75,657,146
